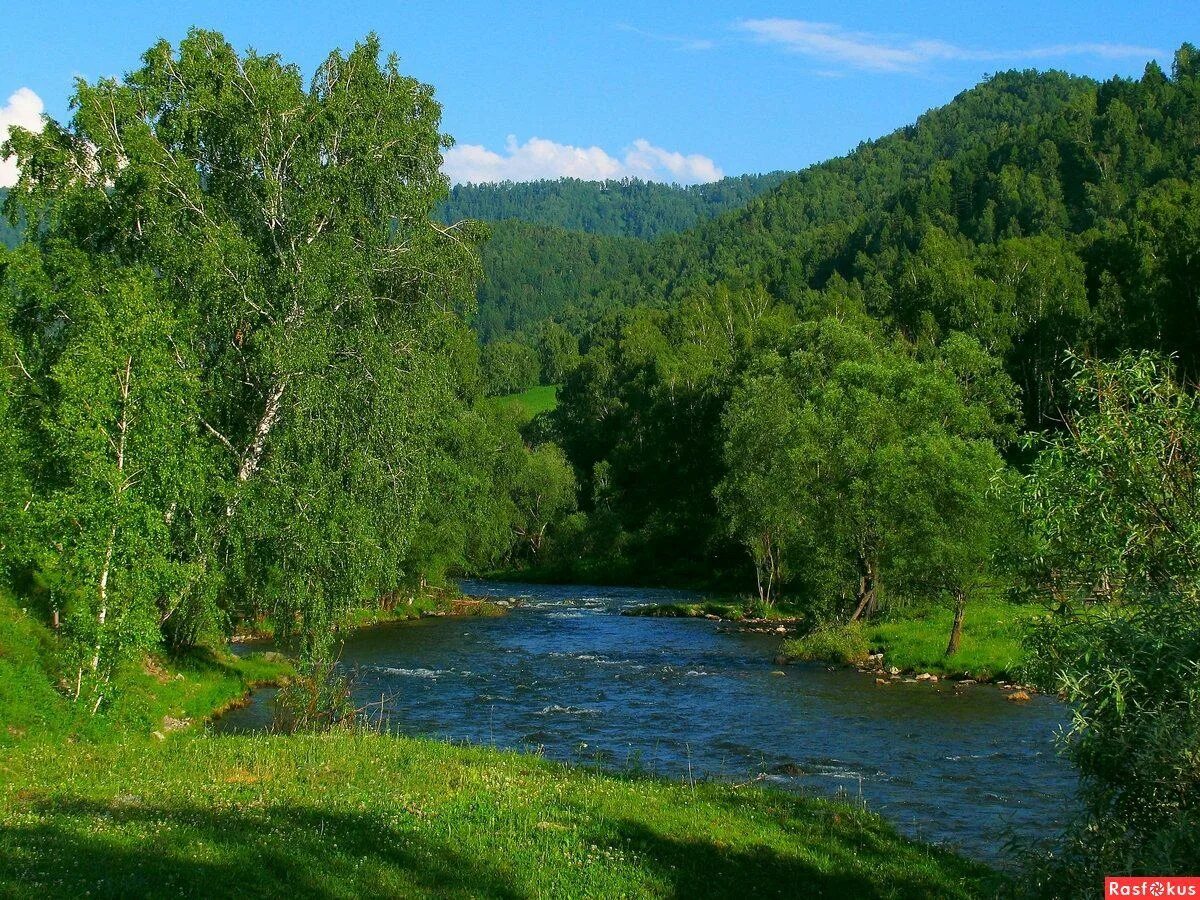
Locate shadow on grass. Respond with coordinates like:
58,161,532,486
598,815,996,900
1,786,999,899
2,797,526,899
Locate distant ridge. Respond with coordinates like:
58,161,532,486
437,173,792,241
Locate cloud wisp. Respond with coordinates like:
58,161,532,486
617,23,715,53
443,135,723,185
739,19,1162,74
0,87,44,188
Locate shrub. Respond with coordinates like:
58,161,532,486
1020,599,1200,893
272,652,357,734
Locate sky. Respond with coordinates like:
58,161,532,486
1,1,1196,187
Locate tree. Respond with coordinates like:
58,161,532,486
3,30,483,669
715,364,800,605
0,249,31,579
509,444,577,559
1024,353,1200,604
480,340,539,395
3,249,209,707
532,320,581,384
719,318,1014,617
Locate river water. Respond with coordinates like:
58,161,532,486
216,580,1075,865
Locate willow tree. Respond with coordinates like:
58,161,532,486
719,318,1015,620
4,30,482,667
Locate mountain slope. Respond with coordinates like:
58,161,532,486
438,173,791,241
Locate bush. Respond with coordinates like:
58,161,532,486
272,652,357,734
1019,354,1200,892
782,622,870,666
1020,599,1200,893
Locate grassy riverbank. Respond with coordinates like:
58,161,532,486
233,586,509,642
1,587,1005,897
625,598,791,621
0,732,1002,898
628,594,1041,681
0,590,294,745
781,598,1043,681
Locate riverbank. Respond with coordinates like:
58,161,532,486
231,586,510,644
1,584,1014,897
627,596,1042,682
0,590,295,745
0,731,1003,898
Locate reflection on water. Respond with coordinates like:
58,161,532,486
216,580,1075,865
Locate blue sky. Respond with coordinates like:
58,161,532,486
1,1,1196,186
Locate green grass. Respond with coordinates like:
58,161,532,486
0,731,1002,899
1,590,292,745
781,599,1043,680
493,384,559,417
862,599,1042,680
783,622,871,666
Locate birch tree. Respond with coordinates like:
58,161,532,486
2,250,207,708
4,30,483,669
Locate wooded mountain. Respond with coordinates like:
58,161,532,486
443,175,790,341
470,68,1107,343
437,173,791,240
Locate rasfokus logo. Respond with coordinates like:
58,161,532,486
1106,877,1200,897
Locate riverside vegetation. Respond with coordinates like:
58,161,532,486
1,29,1199,897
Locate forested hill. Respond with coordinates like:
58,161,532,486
576,53,1200,418
474,68,1101,341
473,220,649,342
444,174,791,341
437,173,791,240
589,67,1101,312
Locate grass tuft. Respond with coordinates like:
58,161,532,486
782,622,870,666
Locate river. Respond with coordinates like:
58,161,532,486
216,580,1075,865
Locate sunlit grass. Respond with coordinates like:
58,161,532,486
0,731,1003,898
493,384,559,417
780,598,1043,680
862,599,1043,680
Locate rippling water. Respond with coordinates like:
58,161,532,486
217,580,1076,864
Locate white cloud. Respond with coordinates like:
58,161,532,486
0,87,44,188
738,19,1161,73
443,135,723,185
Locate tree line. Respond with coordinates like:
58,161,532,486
437,173,792,241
